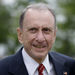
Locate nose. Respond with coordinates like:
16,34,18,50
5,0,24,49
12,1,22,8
35,31,45,43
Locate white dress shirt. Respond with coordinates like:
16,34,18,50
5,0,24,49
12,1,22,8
22,48,55,75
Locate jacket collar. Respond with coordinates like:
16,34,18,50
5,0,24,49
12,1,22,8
49,52,69,75
8,47,29,75
8,47,69,75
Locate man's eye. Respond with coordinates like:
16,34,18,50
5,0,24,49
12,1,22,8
29,28,37,33
43,28,52,34
43,28,50,31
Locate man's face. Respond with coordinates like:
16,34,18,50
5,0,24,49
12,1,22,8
17,9,56,63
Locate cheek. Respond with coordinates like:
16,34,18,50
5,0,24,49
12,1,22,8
45,35,55,44
23,33,36,45
45,34,53,40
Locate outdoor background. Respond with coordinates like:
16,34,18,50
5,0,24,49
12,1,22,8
0,0,75,58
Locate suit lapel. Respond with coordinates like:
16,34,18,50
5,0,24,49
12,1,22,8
49,52,68,75
8,47,29,75
8,47,70,75
50,57,64,75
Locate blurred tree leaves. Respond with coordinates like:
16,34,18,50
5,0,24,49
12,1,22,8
54,0,75,57
0,2,11,43
0,0,75,57
0,0,46,56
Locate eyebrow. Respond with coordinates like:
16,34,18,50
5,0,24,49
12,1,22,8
42,26,54,30
24,25,54,30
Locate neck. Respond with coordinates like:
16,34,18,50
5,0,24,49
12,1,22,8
33,56,46,64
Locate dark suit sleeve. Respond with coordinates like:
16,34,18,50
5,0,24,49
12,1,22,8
0,56,14,75
64,59,75,75
50,51,75,75
69,60,75,75
0,59,9,75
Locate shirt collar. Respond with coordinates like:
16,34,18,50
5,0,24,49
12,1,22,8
22,48,51,75
22,48,39,75
42,54,51,74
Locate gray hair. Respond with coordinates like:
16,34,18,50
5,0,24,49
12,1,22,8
19,3,56,29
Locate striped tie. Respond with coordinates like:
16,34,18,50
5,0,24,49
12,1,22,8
38,64,45,75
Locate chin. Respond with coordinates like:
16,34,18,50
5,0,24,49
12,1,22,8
34,55,46,63
35,53,47,59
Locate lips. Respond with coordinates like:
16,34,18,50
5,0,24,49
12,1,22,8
32,43,47,48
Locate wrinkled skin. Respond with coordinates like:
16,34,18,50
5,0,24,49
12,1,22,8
17,9,56,63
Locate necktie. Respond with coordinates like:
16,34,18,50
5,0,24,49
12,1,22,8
38,64,45,75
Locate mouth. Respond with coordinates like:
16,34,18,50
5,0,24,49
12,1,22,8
32,44,46,48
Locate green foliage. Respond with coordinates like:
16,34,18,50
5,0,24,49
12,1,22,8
0,6,11,44
0,0,47,56
0,0,75,57
54,0,75,57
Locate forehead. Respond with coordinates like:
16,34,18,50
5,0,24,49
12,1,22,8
23,9,55,28
25,8,54,18
24,8,54,20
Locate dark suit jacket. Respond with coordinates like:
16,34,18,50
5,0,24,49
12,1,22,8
0,47,75,75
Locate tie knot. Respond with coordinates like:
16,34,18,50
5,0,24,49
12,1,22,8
38,64,45,75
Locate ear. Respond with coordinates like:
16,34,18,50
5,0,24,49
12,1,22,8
54,27,57,37
53,28,57,43
17,27,23,44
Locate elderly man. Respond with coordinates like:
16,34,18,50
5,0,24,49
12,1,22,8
0,3,75,75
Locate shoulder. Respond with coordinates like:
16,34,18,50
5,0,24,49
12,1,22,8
49,52,75,74
49,51,75,67
0,47,23,75
0,54,16,74
49,51,75,66
0,54,16,68
0,47,22,68
49,51,75,61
